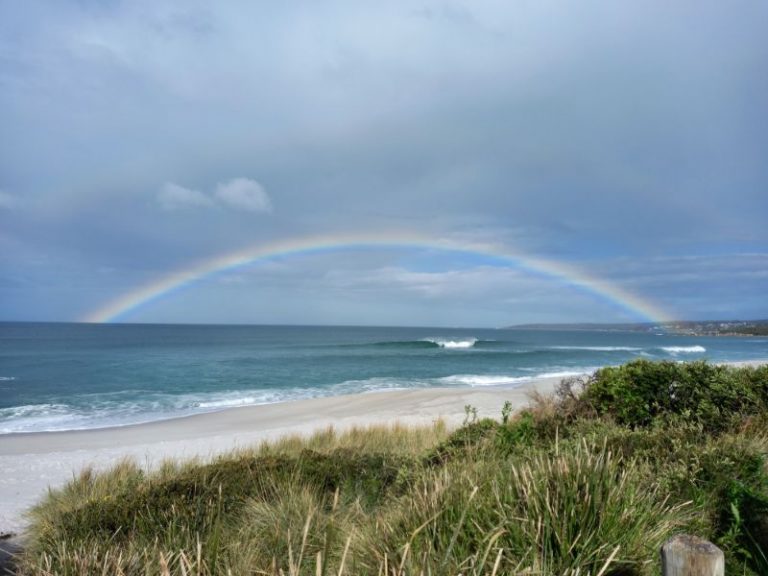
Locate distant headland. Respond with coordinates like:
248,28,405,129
506,319,768,336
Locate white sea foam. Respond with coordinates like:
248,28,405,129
438,374,531,387
423,338,478,349
0,376,16,381
536,370,593,379
0,403,84,434
551,346,642,352
661,346,707,354
195,396,273,409
438,369,593,388
0,403,71,418
331,377,424,394
193,379,426,410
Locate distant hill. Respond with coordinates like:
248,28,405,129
505,320,768,336
504,322,657,332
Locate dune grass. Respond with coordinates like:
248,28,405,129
15,361,768,575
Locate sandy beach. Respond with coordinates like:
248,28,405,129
0,375,566,537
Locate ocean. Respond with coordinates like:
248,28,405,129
1,322,766,434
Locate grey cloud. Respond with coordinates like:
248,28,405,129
0,1,766,323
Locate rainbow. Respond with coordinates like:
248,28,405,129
83,231,674,324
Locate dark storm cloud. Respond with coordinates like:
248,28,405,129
0,1,766,323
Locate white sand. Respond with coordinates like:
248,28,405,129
0,376,563,535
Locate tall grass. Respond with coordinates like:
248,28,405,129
252,420,449,457
364,441,688,575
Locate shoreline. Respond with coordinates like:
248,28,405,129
0,375,568,441
4,359,765,442
1,359,766,537
0,378,565,453
0,376,565,535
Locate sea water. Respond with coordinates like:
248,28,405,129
1,322,766,434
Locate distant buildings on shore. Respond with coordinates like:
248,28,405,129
659,320,768,336
505,320,768,336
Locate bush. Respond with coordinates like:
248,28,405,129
424,417,498,464
582,360,767,432
693,436,768,574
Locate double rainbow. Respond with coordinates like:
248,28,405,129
83,231,673,324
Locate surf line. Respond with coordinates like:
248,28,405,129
83,231,674,324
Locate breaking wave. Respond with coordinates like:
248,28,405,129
363,337,491,350
660,346,707,355
423,337,478,349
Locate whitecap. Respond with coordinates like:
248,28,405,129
661,346,706,354
423,337,478,349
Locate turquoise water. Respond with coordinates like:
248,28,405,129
1,322,766,433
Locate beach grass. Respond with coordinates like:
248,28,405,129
14,360,768,575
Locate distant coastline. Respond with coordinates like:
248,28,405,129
506,319,768,336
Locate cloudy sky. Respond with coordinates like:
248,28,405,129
1,1,766,326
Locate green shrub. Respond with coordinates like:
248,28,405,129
494,409,536,450
692,436,768,574
424,417,498,464
583,360,767,432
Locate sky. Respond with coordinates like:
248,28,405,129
0,0,766,327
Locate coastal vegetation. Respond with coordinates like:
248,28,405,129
15,360,768,575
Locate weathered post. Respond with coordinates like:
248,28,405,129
661,534,724,576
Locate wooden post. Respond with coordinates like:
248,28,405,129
661,534,724,576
